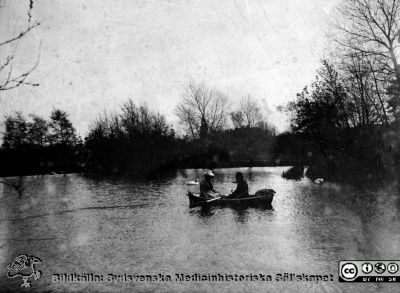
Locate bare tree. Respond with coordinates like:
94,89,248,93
48,109,77,145
339,52,390,125
26,114,49,146
230,110,245,128
176,82,230,139
208,90,229,130
0,1,40,92
231,95,263,128
332,0,400,114
2,112,28,148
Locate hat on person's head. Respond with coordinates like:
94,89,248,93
204,169,215,177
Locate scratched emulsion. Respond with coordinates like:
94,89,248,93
0,167,399,292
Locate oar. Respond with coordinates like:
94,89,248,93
190,195,223,208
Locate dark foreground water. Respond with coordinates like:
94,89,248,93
0,167,399,293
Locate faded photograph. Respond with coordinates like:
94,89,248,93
0,0,400,292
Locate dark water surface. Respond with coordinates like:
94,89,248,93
0,167,399,292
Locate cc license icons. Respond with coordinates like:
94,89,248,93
339,260,400,282
341,263,358,280
374,263,386,274
387,263,399,274
362,263,373,274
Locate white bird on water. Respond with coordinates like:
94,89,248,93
314,178,324,184
185,179,199,185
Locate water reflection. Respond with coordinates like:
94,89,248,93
191,205,274,222
232,208,249,223
0,168,398,292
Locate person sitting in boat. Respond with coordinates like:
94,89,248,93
199,169,219,199
226,172,249,199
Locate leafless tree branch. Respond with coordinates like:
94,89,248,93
0,1,40,92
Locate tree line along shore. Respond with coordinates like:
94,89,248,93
2,1,400,186
0,84,398,186
0,98,303,178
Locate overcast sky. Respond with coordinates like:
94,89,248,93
0,0,340,135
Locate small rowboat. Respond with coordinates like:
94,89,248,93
187,189,275,209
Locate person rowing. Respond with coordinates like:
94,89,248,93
225,172,249,199
199,169,220,199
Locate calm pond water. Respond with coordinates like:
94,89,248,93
0,167,399,293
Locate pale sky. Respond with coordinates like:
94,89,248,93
0,0,340,136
